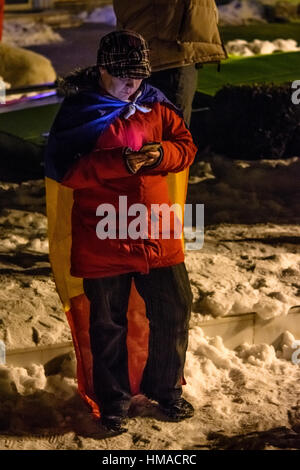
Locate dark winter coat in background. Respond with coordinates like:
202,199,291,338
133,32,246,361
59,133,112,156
113,0,228,71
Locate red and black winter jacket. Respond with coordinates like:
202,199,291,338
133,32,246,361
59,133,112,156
60,83,197,278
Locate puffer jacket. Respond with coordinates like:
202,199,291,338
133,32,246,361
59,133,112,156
113,0,228,71
58,69,197,278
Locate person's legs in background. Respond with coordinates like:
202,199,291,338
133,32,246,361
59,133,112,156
147,64,198,126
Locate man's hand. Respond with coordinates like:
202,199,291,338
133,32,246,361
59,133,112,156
126,152,150,173
126,143,162,173
139,142,161,166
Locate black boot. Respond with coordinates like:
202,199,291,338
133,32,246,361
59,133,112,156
159,397,194,422
100,415,128,435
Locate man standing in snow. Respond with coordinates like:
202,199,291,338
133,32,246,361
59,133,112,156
113,0,227,125
46,30,197,435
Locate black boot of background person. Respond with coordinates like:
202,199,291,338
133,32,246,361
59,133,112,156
100,414,128,435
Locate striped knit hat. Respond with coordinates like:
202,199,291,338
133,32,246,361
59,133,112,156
97,30,151,79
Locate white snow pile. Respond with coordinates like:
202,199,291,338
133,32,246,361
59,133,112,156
0,353,79,433
0,76,11,90
225,38,300,57
0,273,70,350
0,208,48,254
77,5,117,26
218,0,266,25
186,155,300,320
184,326,300,442
2,20,63,47
0,353,77,401
186,228,300,320
0,328,299,441
0,180,46,213
0,204,70,350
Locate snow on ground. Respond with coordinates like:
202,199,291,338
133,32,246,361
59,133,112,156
2,20,63,47
225,38,300,56
218,0,266,25
77,5,117,26
0,324,299,449
0,203,70,350
0,77,11,90
186,226,300,320
0,152,299,449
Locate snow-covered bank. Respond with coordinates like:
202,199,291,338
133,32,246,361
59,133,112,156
218,0,266,25
77,5,117,26
225,38,300,56
0,77,11,90
0,326,299,449
186,224,300,320
2,20,63,47
0,205,69,350
218,0,300,25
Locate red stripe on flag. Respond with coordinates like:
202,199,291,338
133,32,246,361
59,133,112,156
65,280,150,418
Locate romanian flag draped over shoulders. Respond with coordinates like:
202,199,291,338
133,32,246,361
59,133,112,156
44,81,190,418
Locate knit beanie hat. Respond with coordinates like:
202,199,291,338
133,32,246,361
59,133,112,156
97,30,151,79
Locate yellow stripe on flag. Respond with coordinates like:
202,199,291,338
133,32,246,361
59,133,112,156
45,177,83,310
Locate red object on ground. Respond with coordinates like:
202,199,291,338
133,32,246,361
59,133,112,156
0,0,4,41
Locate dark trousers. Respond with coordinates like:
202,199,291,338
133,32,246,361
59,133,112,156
83,262,193,418
147,64,198,126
